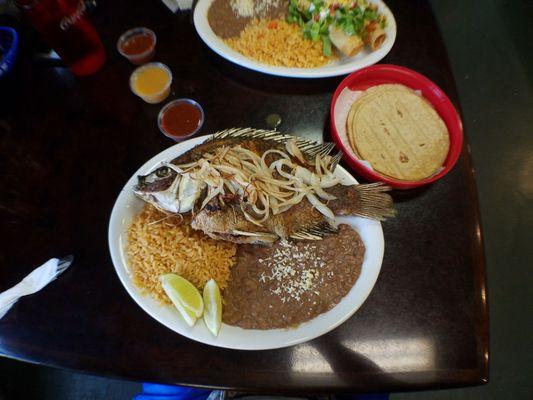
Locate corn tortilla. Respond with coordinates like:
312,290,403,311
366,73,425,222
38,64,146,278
347,84,450,181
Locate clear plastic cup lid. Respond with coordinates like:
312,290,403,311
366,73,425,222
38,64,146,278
158,98,205,141
117,27,156,61
129,62,172,99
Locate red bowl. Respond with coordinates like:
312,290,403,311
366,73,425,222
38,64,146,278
330,64,463,189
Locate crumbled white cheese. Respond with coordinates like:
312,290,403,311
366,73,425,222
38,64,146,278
259,240,326,303
230,0,281,18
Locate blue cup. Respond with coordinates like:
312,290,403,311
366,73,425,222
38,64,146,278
0,27,19,78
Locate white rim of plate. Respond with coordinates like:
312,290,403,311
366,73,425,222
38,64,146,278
108,134,384,350
193,0,397,78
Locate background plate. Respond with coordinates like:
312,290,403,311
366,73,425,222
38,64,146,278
193,0,396,78
108,134,384,350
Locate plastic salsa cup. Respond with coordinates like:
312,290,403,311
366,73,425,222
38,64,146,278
117,27,156,65
158,99,205,141
130,62,172,104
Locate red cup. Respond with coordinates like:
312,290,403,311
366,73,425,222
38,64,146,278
330,64,463,189
18,0,106,76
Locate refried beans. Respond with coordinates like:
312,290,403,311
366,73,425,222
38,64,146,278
222,224,365,329
208,0,289,39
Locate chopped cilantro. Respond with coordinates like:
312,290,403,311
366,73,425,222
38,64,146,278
286,0,386,57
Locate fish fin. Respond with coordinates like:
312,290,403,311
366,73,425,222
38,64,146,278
290,221,339,241
348,183,396,221
330,151,343,170
301,141,335,158
208,127,337,162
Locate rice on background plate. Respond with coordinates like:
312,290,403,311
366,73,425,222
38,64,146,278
225,19,332,68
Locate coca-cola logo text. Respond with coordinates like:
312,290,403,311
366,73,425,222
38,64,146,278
60,1,86,31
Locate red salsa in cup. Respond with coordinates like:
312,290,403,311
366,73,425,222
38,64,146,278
158,99,204,140
121,34,154,56
117,27,156,65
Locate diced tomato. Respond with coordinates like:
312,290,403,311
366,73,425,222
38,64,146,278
329,3,340,14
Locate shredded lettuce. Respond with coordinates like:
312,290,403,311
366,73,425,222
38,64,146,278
322,35,332,57
336,6,365,36
286,0,386,57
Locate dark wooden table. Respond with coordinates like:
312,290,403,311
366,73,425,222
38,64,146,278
0,0,488,393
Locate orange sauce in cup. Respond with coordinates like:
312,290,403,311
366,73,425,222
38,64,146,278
130,63,172,104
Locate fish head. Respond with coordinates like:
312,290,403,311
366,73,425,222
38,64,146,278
135,165,176,192
133,165,205,214
133,165,181,212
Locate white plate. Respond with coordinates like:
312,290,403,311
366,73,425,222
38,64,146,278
193,0,397,78
108,135,384,350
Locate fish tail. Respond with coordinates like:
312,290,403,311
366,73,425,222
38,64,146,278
338,182,396,221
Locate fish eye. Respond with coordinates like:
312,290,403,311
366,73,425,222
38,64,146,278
156,167,170,177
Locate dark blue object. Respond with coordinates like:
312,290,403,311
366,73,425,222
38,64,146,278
0,27,18,78
134,383,212,400
336,394,389,400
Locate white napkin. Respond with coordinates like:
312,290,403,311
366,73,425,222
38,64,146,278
0,256,73,319
161,0,193,12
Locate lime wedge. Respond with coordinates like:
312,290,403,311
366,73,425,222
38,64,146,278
203,279,222,337
161,274,204,326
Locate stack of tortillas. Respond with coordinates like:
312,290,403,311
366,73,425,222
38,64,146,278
347,84,450,181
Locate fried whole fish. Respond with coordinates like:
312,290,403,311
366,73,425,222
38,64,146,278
134,128,395,244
